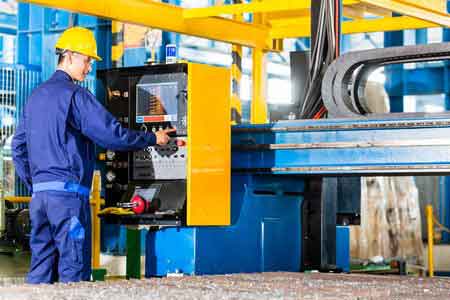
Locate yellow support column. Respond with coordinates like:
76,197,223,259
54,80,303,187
112,21,124,68
426,204,434,277
251,0,268,124
231,0,243,124
91,170,104,278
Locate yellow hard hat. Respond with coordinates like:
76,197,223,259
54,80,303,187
55,27,102,61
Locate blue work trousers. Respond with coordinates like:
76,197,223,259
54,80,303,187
27,191,91,283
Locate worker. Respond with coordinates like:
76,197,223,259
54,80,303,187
11,27,174,284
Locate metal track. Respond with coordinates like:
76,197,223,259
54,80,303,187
232,114,450,133
322,42,450,117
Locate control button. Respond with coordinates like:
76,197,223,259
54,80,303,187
106,171,116,182
106,150,116,160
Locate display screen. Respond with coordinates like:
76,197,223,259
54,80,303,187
136,82,178,123
133,185,161,200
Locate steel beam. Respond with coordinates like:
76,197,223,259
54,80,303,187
270,16,439,39
360,0,450,27
183,0,360,19
19,0,272,50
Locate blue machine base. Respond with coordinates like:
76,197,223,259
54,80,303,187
145,174,303,276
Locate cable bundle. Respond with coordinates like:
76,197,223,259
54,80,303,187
297,0,340,119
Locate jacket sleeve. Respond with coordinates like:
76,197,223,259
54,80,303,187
69,88,156,151
11,115,32,192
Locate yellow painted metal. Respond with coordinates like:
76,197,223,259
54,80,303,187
250,3,268,125
3,195,105,205
251,48,268,124
360,0,450,27
20,0,273,50
111,21,124,65
343,4,393,19
4,196,31,203
426,204,434,277
91,171,102,269
183,0,360,19
270,16,439,39
231,2,243,125
342,16,439,33
266,9,311,22
377,0,447,15
187,63,230,226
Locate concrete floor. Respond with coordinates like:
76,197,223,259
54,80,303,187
0,273,450,300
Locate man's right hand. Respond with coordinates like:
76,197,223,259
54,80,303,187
155,128,176,145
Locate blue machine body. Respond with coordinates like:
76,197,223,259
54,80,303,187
145,115,450,276
231,116,450,175
336,226,350,273
146,174,303,276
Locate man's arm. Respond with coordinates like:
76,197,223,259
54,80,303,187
11,115,32,192
70,88,160,151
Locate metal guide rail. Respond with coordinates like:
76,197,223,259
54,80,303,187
322,42,450,117
231,114,450,176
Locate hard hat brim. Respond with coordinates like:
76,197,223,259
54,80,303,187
92,54,102,61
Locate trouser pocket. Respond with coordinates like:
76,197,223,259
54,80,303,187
69,216,85,265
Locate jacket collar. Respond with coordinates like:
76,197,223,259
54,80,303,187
53,69,74,82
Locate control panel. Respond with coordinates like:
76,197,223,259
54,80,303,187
98,63,230,226
129,70,187,182
133,139,186,180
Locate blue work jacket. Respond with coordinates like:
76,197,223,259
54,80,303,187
12,70,156,192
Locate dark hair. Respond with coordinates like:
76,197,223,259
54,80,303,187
57,54,65,65
56,48,66,65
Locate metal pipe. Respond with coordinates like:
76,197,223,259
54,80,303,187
92,171,101,269
3,195,105,206
426,204,434,277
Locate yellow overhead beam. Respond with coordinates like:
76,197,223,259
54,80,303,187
343,4,393,19
265,9,310,22
342,16,439,34
19,0,273,50
183,0,361,19
270,16,439,39
360,0,450,27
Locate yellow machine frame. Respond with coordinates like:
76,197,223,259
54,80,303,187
186,62,231,226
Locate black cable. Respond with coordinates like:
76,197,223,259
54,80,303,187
297,0,339,119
